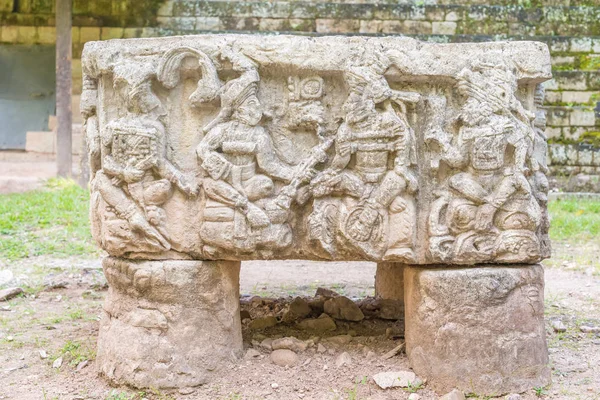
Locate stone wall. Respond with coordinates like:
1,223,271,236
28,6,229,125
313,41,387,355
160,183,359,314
1,0,599,189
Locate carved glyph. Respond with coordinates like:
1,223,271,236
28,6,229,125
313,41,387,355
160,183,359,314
82,35,552,264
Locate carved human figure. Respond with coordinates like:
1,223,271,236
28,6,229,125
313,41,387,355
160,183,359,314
428,61,541,263
89,71,197,256
195,50,300,256
308,50,420,261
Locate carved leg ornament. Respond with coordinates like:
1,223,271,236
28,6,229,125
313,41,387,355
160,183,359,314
405,265,551,396
97,257,243,389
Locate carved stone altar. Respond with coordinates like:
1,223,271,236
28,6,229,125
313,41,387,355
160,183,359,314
82,35,552,394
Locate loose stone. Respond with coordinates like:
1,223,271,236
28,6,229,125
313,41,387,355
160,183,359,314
335,352,352,368
440,389,466,400
272,337,308,353
249,316,278,330
297,315,336,332
372,371,422,389
323,296,364,321
282,297,311,322
552,320,567,333
326,334,352,345
244,349,261,360
317,343,327,354
505,394,521,400
0,287,23,302
408,394,421,400
270,349,298,367
580,325,600,333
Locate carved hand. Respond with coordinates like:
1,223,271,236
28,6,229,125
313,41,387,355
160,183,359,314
177,175,199,197
245,203,270,228
123,167,145,183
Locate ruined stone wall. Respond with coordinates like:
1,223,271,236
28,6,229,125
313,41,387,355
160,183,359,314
1,0,599,190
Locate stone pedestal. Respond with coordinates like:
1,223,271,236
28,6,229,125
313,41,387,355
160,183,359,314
404,264,550,396
97,257,243,389
375,262,405,301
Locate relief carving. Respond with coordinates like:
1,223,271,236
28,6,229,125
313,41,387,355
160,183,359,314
81,35,552,264
426,61,545,264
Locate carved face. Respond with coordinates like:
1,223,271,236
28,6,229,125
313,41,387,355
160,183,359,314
234,95,263,126
470,135,506,171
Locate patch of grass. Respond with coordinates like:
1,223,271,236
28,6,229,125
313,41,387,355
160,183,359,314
548,198,600,242
53,339,96,366
0,178,97,260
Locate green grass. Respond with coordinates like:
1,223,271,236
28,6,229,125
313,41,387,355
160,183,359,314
0,178,97,260
548,198,600,242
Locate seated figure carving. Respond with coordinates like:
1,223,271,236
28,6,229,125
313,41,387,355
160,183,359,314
427,61,542,263
307,47,420,261
195,50,302,257
88,70,196,256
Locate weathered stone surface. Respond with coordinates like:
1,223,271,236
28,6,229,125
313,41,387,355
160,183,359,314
297,315,337,332
405,265,551,395
81,35,551,265
271,337,308,353
270,349,298,367
324,296,364,321
81,34,553,392
97,257,242,389
249,316,277,330
372,370,422,389
0,287,23,301
282,297,311,322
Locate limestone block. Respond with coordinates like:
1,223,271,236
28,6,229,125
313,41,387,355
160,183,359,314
97,257,242,389
405,265,550,395
81,35,551,265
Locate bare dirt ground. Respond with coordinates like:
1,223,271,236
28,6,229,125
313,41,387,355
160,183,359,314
0,241,599,400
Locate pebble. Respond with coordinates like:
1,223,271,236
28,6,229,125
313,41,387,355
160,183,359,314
317,343,327,353
408,394,421,400
259,338,273,351
271,383,279,389
249,316,277,330
580,325,600,333
0,287,23,302
552,320,567,333
52,357,63,369
272,337,308,353
372,371,422,389
440,389,466,400
244,349,261,359
335,352,352,368
323,296,364,321
270,349,298,367
505,394,521,400
297,315,336,332
326,334,352,345
39,350,48,359
76,360,89,371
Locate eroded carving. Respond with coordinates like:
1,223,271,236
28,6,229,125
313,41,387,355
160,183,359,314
426,61,545,264
82,35,552,264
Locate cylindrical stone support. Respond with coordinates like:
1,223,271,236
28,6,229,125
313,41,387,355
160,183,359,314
375,262,405,300
97,257,243,389
404,264,550,396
